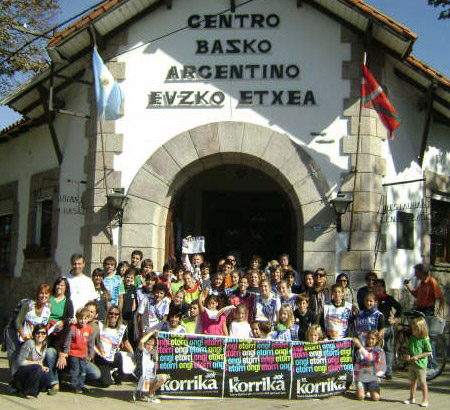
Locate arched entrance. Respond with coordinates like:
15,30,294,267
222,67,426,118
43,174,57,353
122,122,336,272
169,164,296,267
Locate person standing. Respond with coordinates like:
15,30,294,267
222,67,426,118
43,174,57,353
404,263,443,317
67,254,97,314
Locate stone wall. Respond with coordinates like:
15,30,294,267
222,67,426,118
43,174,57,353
339,27,387,282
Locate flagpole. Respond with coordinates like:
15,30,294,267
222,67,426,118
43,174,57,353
347,52,367,252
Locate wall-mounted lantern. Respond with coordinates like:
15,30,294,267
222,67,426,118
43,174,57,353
107,188,128,227
330,191,352,232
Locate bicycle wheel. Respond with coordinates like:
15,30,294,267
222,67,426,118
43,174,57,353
426,334,447,381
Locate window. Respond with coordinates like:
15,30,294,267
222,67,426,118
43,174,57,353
0,182,18,276
25,169,59,259
397,211,414,249
431,199,450,264
0,206,13,272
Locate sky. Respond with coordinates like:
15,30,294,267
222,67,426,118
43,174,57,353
0,0,449,129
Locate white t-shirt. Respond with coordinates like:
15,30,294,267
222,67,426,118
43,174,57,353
254,293,281,322
229,321,252,339
67,273,98,314
137,296,170,333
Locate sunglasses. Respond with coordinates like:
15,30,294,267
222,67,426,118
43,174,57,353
315,274,326,278
108,312,120,316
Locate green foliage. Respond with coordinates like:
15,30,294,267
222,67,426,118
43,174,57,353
0,0,60,97
428,0,450,19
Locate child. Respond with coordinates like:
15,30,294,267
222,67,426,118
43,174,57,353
62,308,95,394
135,258,153,287
228,304,252,338
270,265,282,294
355,292,385,346
181,300,200,334
169,289,189,317
226,270,240,296
284,270,302,294
210,272,227,298
251,321,272,339
92,268,110,321
161,311,186,334
321,284,353,339
133,331,168,403
293,294,317,341
200,262,212,289
157,264,173,298
171,265,185,296
136,283,170,338
103,256,125,310
272,304,296,341
305,324,324,343
229,276,255,322
353,331,386,401
254,279,280,323
136,273,156,307
403,317,432,407
278,280,298,311
122,268,137,323
198,289,229,336
130,250,143,271
301,270,315,295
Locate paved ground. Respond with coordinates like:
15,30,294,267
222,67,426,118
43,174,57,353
0,353,448,410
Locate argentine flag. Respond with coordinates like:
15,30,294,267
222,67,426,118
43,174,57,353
92,47,123,120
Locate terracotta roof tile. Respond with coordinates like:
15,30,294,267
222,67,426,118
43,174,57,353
0,117,28,138
406,55,450,88
48,0,128,47
344,0,417,40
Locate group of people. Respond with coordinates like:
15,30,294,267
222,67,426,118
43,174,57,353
3,247,444,407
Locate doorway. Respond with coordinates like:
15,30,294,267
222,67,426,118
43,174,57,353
169,164,296,268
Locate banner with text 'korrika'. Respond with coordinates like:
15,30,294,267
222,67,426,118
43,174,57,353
157,333,353,399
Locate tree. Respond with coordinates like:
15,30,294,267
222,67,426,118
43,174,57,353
0,0,60,98
428,0,450,19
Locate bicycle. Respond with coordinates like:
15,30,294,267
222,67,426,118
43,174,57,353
393,310,447,381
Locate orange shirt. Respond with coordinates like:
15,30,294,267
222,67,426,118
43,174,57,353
415,275,443,309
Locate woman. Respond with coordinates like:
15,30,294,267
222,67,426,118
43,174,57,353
8,284,52,377
92,268,110,321
309,268,330,319
45,277,74,392
95,306,134,387
13,324,52,398
48,277,74,345
336,273,357,311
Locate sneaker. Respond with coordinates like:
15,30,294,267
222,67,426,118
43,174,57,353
403,399,416,404
81,387,91,394
385,375,392,380
420,403,429,408
148,395,161,404
47,386,58,396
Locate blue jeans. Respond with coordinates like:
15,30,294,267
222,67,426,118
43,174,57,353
44,347,59,385
383,325,394,377
69,356,87,390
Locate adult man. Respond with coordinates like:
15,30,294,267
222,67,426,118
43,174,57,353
404,263,443,316
67,254,97,314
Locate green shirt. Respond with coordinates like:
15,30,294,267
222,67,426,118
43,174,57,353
408,335,432,369
49,296,66,322
171,280,184,295
182,318,197,334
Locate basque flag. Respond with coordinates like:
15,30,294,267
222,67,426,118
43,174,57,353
92,47,123,120
361,63,400,139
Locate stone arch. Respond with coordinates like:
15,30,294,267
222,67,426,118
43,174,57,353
122,122,336,271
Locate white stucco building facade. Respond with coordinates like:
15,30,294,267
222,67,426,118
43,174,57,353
0,0,449,321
